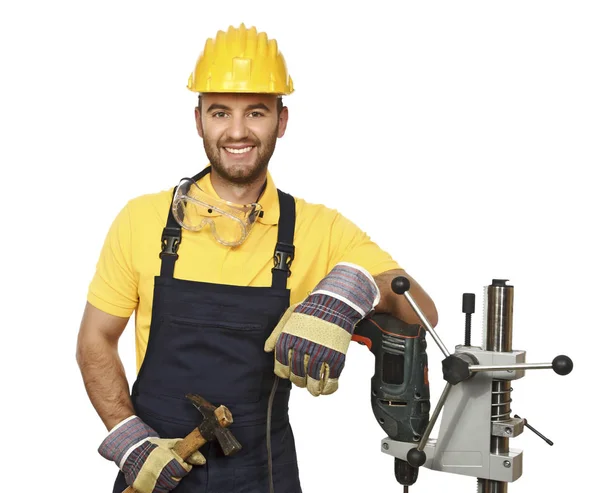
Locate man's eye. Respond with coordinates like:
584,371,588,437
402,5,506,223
213,112,228,118
248,111,263,118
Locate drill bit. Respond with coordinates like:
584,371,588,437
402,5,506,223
404,486,409,493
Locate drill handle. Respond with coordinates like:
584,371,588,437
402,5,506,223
353,313,422,352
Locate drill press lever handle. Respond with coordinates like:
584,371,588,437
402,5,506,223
390,276,454,469
407,381,452,468
391,276,451,358
469,355,573,375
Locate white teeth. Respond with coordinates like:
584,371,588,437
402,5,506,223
225,146,252,154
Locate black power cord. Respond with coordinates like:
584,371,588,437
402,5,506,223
267,376,279,493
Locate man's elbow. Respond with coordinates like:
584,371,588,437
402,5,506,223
400,291,439,328
75,302,128,370
374,269,439,328
421,297,439,328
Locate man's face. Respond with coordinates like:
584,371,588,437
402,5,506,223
195,93,288,185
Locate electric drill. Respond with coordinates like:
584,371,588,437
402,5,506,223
352,313,430,488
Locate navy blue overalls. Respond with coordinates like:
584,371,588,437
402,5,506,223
112,168,302,493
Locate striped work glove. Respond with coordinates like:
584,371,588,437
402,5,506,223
264,262,380,396
98,415,206,493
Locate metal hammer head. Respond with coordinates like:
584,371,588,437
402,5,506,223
185,394,242,456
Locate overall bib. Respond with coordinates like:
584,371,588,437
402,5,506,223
112,169,302,493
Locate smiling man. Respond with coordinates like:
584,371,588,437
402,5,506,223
76,23,437,493
196,94,287,204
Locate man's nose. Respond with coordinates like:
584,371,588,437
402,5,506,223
227,114,250,140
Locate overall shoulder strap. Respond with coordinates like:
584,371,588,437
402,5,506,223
158,167,211,278
271,189,296,290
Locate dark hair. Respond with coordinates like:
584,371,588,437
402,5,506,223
197,95,284,115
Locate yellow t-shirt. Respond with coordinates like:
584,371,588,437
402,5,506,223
88,169,400,371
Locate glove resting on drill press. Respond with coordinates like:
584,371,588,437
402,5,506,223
265,262,380,396
98,415,206,493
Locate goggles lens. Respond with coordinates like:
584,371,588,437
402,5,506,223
172,178,262,246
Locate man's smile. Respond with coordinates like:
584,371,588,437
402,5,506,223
224,146,254,155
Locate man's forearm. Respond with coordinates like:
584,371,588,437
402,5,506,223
76,335,135,431
374,269,439,327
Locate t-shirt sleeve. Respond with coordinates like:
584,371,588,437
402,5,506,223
327,212,400,276
87,203,139,318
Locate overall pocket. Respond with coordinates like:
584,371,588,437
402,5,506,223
165,315,268,403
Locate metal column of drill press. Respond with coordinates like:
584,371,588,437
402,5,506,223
479,279,514,493
373,277,573,490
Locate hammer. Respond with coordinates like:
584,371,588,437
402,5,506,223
123,394,242,493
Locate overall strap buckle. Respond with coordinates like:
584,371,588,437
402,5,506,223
160,227,181,259
272,242,295,277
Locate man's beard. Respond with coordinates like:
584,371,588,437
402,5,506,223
204,126,279,185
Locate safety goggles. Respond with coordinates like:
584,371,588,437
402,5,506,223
172,177,262,246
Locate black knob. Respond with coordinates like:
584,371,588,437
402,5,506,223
462,293,476,346
391,276,411,295
407,448,426,468
462,293,475,314
552,355,573,375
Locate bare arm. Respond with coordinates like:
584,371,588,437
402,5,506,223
76,302,134,431
373,269,439,327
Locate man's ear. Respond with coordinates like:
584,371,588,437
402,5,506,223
195,107,204,138
277,106,289,138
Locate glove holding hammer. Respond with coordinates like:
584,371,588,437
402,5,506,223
98,394,241,493
99,415,206,493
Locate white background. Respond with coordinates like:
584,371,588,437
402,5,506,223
1,1,598,491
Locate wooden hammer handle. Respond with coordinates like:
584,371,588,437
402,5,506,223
173,427,207,460
122,428,207,493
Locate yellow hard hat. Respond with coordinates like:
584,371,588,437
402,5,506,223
187,23,294,95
